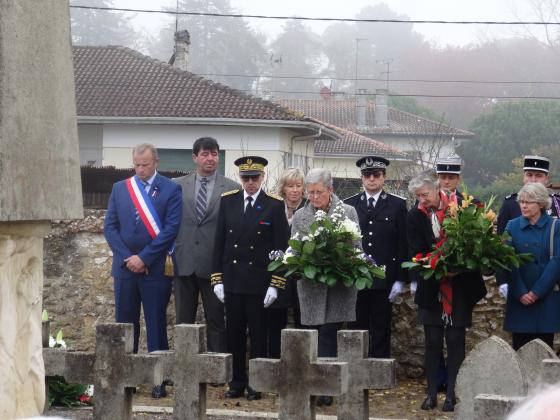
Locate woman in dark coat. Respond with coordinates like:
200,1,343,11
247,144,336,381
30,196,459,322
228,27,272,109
504,182,560,350
406,169,486,412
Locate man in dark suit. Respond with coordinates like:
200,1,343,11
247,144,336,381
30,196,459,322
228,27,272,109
211,156,289,401
497,155,559,298
172,137,239,353
344,156,408,358
104,143,182,354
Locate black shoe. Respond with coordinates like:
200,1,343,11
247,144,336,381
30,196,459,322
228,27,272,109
442,397,456,412
246,387,262,401
421,395,437,410
225,388,245,399
151,384,167,399
317,396,333,407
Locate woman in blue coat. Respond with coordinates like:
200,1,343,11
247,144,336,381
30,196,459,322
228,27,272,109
504,182,560,350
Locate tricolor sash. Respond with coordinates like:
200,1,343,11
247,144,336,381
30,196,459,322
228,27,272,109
126,175,175,276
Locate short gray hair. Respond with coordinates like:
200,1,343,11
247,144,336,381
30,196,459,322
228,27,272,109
518,182,551,210
132,143,159,161
275,167,305,197
408,169,439,195
507,384,560,420
305,168,332,188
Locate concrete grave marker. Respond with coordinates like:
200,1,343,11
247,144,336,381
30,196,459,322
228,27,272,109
474,394,524,419
517,339,557,390
455,335,527,420
335,330,396,420
541,358,560,385
155,324,232,420
249,329,348,420
43,323,163,420
0,0,83,416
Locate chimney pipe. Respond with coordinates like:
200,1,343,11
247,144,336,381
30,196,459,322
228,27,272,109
356,88,368,131
173,30,190,71
375,88,389,128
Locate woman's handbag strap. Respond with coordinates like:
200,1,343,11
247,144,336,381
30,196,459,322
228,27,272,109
551,218,558,260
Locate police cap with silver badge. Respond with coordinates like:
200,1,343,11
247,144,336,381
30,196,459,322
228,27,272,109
356,156,390,172
436,155,462,175
523,155,550,173
234,155,268,176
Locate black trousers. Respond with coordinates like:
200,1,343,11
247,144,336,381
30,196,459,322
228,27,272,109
173,274,226,352
225,292,267,390
301,322,343,358
424,325,465,399
512,332,554,351
349,288,392,358
265,308,288,358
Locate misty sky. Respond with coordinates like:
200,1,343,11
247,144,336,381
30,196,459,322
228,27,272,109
110,0,543,47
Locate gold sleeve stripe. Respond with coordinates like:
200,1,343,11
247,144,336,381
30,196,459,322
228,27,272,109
271,275,286,290
221,189,240,197
210,273,223,286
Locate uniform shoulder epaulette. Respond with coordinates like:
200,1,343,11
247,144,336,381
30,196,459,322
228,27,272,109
387,192,407,201
266,191,283,201
344,192,361,202
505,192,517,200
221,189,240,197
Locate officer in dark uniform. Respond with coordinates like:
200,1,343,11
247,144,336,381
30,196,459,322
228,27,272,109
211,156,289,401
436,155,463,198
497,155,560,298
344,156,408,358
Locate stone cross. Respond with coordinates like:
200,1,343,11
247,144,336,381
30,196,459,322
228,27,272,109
456,336,527,420
249,329,348,420
335,330,396,420
155,324,232,420
474,394,524,419
43,323,163,420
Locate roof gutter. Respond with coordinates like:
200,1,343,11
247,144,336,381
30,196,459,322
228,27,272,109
289,127,323,168
77,116,341,141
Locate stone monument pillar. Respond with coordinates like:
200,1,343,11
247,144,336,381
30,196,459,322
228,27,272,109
0,0,83,417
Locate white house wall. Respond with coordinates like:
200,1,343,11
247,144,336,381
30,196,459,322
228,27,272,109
83,123,315,186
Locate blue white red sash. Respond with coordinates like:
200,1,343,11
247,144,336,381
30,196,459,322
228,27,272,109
126,175,162,239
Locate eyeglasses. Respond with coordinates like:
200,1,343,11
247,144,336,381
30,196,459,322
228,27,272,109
241,175,261,182
307,190,329,197
362,171,384,179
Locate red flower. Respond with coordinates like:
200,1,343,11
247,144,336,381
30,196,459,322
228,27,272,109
429,254,440,270
414,253,424,260
78,394,91,404
435,238,446,249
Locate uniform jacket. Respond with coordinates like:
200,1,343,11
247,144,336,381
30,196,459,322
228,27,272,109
504,213,560,333
406,198,487,318
172,172,240,279
292,194,360,325
104,173,182,279
211,189,289,296
344,190,408,289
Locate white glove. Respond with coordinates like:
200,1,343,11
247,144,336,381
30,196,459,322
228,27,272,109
263,287,278,308
499,283,508,299
389,281,405,302
213,284,225,303
410,281,417,296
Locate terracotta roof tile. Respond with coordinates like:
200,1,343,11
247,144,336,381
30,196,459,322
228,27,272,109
74,46,300,121
278,99,473,137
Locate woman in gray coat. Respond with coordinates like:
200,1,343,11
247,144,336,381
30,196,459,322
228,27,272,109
291,168,361,354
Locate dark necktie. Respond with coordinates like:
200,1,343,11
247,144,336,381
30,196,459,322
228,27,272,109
195,177,208,222
245,196,254,219
368,196,375,212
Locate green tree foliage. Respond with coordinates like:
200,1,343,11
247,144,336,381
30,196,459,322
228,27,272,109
71,0,139,47
388,95,446,121
459,101,560,185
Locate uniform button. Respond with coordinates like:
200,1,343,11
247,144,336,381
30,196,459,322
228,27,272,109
393,257,396,261
234,244,238,248
385,217,389,221
195,241,199,245
369,232,373,236
233,260,237,264
229,229,233,233
369,221,373,225
257,231,261,235
249,261,253,265
250,246,254,250
368,243,372,246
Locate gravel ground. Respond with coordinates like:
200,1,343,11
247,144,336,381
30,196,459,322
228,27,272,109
44,379,454,419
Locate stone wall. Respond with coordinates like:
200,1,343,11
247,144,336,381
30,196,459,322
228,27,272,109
43,210,510,377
